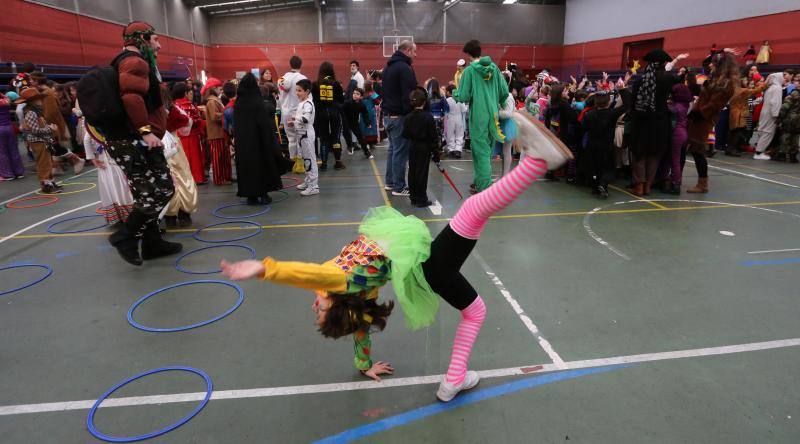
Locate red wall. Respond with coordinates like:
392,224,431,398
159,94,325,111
0,0,210,78
208,43,562,86
562,10,800,75
3,0,797,84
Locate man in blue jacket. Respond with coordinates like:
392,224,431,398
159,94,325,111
381,40,418,196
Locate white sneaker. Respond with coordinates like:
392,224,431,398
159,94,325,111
391,188,410,196
511,111,573,170
753,153,771,160
297,182,308,191
300,188,319,196
73,158,86,174
384,185,393,191
436,371,480,402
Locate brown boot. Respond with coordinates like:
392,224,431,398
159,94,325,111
643,181,652,196
686,177,708,193
632,182,644,196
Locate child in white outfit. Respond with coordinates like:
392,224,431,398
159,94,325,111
291,79,319,196
444,85,467,158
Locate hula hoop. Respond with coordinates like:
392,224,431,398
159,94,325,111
192,220,263,243
212,202,272,219
0,264,53,296
127,280,245,332
35,181,96,196
47,214,109,234
6,195,60,209
175,244,256,275
281,176,303,189
86,366,212,443
270,190,290,204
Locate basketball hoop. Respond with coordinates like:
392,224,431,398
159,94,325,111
382,36,414,58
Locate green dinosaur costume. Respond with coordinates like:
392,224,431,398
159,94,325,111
454,56,509,191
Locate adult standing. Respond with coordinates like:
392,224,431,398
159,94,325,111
172,82,206,184
382,40,418,196
754,73,785,160
277,56,307,178
233,73,285,205
454,39,508,193
100,21,181,265
628,49,677,196
684,52,738,193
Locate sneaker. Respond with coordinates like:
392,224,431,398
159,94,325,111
753,153,771,160
595,185,609,198
511,112,573,169
296,182,308,191
15,175,25,180
391,188,410,196
368,153,375,159
300,188,319,196
73,158,86,174
41,183,61,194
384,185,393,191
436,371,480,402
347,146,354,155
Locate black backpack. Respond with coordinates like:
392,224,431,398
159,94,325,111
76,51,139,132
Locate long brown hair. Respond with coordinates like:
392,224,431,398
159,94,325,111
709,52,739,88
318,292,394,339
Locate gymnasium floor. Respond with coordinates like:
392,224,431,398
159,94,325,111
1,144,799,443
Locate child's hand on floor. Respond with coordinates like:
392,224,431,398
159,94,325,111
362,361,394,382
220,259,265,280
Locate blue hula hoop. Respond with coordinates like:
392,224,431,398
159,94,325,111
192,221,262,243
174,244,257,275
211,202,272,219
211,190,290,220
0,263,53,296
47,214,108,234
127,280,244,332
86,366,212,443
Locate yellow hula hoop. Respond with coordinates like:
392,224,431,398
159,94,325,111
36,181,97,196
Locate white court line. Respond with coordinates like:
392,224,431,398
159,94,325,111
0,200,101,247
473,253,566,369
428,199,443,216
747,248,800,255
1,337,797,416
0,168,98,208
449,165,465,171
688,160,800,189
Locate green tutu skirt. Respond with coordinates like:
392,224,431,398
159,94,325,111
359,206,439,330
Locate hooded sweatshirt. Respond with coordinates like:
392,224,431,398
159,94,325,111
381,51,417,116
454,56,509,143
761,72,784,120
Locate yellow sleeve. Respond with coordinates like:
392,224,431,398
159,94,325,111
260,257,348,293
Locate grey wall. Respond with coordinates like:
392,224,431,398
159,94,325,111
564,0,800,44
209,1,565,44
210,7,318,44
446,3,563,45
25,0,211,44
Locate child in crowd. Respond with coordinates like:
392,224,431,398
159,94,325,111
17,88,61,193
291,79,319,196
444,85,467,158
359,83,380,154
342,87,373,158
203,78,231,186
427,78,449,148
402,88,440,208
497,91,518,176
581,91,629,198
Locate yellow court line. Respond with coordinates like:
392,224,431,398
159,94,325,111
6,200,800,241
369,157,392,207
607,184,668,210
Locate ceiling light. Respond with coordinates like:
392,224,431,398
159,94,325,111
198,0,260,8
502,0,518,3
407,0,419,3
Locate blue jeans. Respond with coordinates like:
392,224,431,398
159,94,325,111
384,115,409,192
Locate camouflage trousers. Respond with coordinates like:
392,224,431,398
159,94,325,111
105,138,174,236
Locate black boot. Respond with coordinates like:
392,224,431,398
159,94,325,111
260,194,273,204
109,211,146,266
164,216,178,228
141,222,183,260
177,211,192,228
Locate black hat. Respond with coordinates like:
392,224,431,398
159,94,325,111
643,49,672,63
